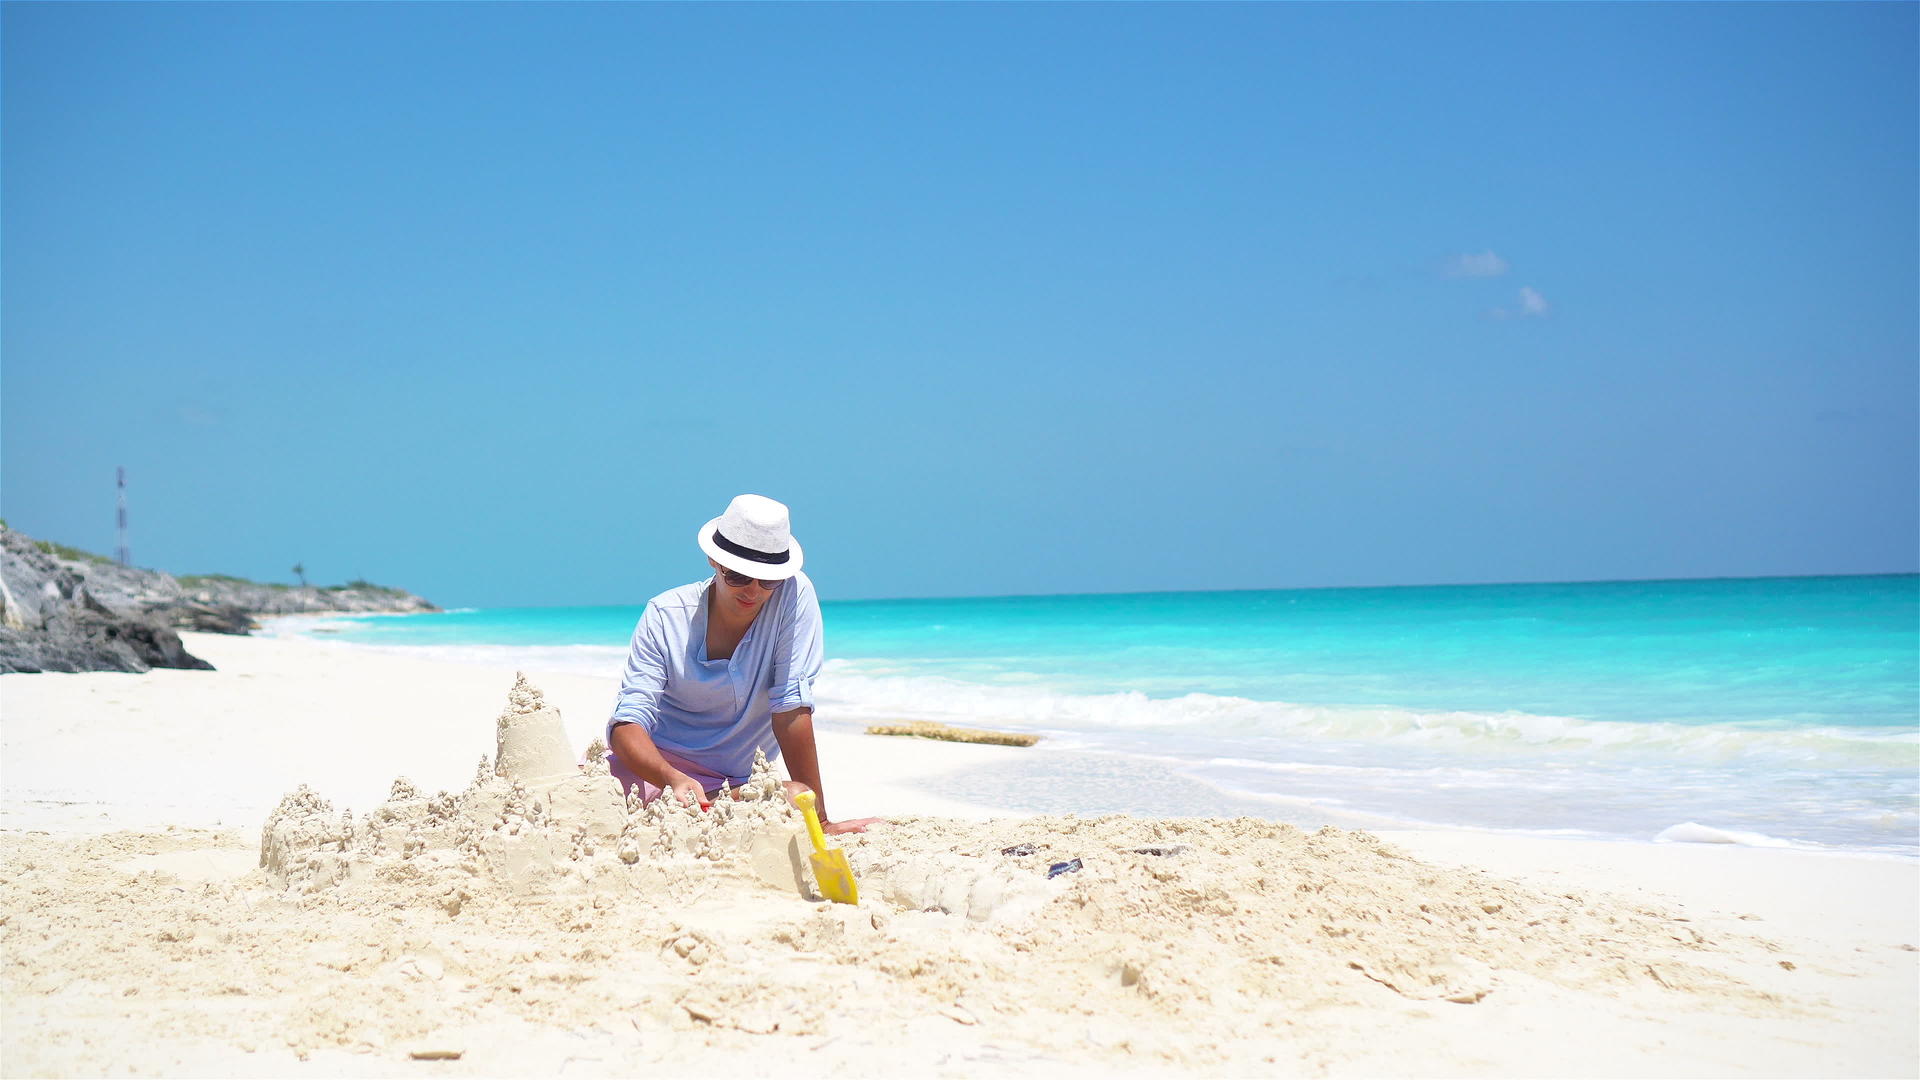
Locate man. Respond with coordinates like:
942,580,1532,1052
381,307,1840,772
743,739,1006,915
607,494,878,835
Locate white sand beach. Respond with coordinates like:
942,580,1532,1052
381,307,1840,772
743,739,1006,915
3,630,1915,1078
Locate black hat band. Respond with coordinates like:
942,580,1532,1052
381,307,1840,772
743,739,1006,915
712,529,790,565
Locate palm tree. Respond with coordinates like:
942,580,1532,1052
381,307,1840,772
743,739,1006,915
292,562,307,587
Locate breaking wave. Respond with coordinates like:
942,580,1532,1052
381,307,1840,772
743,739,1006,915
815,662,1917,769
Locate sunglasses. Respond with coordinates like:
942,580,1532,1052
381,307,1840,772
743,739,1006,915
716,567,784,590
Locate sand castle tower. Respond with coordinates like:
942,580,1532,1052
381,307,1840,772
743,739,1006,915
495,672,580,788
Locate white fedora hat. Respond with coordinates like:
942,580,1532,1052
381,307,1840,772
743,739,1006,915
697,494,804,580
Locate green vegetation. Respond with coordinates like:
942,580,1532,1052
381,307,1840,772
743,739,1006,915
15,531,415,597
3,522,424,603
179,573,296,590
34,538,115,565
0,523,117,565
318,579,403,594
183,574,404,594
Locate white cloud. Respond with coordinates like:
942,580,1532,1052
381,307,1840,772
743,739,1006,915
1442,250,1510,278
1488,286,1551,321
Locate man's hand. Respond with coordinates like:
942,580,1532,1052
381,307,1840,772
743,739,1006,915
611,724,710,808
780,780,883,835
822,817,884,836
664,772,707,807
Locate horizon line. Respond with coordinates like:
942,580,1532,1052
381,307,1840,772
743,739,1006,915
439,569,1920,611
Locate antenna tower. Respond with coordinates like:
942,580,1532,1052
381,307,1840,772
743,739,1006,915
116,467,130,567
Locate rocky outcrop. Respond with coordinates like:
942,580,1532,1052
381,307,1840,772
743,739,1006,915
0,524,440,674
59,552,256,634
0,528,212,674
177,578,439,617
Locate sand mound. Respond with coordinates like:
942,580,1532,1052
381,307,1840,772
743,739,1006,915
1,675,1798,1072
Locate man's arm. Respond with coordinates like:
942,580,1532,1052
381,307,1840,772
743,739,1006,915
772,707,878,834
608,602,708,804
767,580,879,834
772,706,825,815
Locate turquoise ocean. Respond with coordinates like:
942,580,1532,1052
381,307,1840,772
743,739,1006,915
293,574,1918,856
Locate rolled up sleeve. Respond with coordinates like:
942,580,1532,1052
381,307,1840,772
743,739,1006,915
608,603,671,741
768,582,823,713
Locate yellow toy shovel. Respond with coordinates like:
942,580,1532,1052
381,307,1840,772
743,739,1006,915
793,791,858,905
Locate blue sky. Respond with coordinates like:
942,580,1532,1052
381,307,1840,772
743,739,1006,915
3,3,1914,607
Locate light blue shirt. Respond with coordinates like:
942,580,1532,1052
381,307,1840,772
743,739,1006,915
607,572,823,783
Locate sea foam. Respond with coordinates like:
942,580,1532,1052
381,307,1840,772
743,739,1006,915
816,663,1919,768
1653,822,1798,848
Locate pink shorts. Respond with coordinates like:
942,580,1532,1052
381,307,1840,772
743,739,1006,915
607,746,743,805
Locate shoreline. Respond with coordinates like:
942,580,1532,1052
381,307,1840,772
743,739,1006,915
4,630,1916,1077
242,616,1920,859
22,624,1912,854
21,622,1915,858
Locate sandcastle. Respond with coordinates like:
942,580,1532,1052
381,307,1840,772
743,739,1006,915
493,673,579,787
258,672,814,903
213,673,1795,1064
255,673,1067,922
